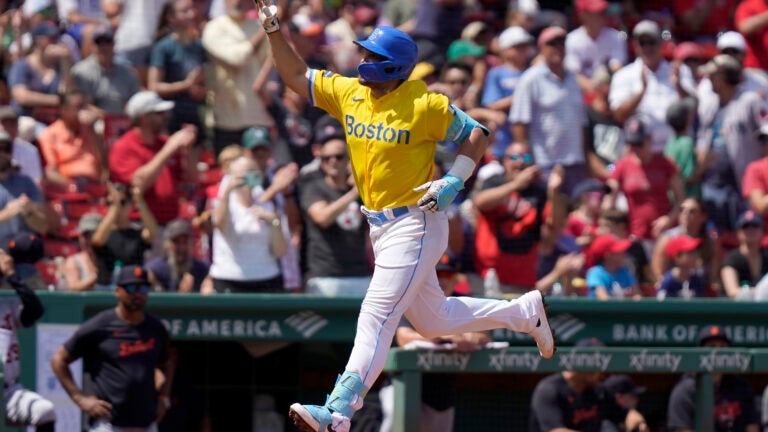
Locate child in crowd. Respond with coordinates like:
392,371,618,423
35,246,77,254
597,209,654,287
664,98,701,198
565,178,608,248
586,234,639,300
657,235,707,299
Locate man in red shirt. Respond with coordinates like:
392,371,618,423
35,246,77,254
472,142,565,293
735,0,768,73
108,91,196,226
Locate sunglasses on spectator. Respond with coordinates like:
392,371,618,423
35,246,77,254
637,39,659,47
506,153,533,163
321,153,348,162
121,284,151,294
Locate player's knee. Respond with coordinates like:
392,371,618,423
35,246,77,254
31,398,56,425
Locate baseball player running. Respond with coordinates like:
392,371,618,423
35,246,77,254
255,3,556,431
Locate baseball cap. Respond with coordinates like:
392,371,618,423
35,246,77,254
603,374,646,395
736,210,764,230
570,178,609,201
0,131,12,143
632,20,660,39
575,337,605,348
3,232,44,264
447,39,486,61
125,91,174,119
590,234,632,262
116,265,150,286
314,123,345,146
77,213,103,234
697,324,730,346
290,13,324,37
436,253,460,273
30,20,59,38
0,106,18,121
92,25,114,43
623,115,649,145
665,235,701,259
717,31,747,52
538,26,567,47
673,41,702,62
698,54,742,77
665,98,696,132
164,218,192,240
498,26,533,50
242,127,272,149
575,0,609,13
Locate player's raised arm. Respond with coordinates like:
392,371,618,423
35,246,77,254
254,0,311,100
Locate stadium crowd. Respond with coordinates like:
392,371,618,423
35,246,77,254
1,0,768,430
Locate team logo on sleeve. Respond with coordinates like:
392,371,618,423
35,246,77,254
344,114,411,144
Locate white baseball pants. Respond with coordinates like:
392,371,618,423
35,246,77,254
346,210,541,390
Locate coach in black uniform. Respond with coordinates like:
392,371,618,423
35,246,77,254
51,265,173,432
529,338,648,432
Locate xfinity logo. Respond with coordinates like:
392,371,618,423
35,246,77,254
416,351,470,371
488,351,541,371
558,351,612,371
629,350,682,372
699,352,751,372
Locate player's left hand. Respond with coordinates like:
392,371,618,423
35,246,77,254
415,174,464,212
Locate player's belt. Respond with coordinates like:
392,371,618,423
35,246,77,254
360,205,419,226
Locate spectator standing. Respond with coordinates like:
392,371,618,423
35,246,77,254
299,128,370,296
473,141,566,293
720,211,768,300
698,31,768,100
609,20,694,154
735,0,768,78
584,65,621,179
70,25,141,115
664,98,700,198
481,26,532,159
91,183,158,291
696,55,764,233
146,218,209,293
37,89,105,189
607,115,684,245
0,243,55,431
61,212,101,291
102,0,171,85
529,338,649,432
0,106,43,187
149,0,208,136
209,156,287,293
672,0,738,41
56,0,106,57
409,0,464,70
510,26,588,196
8,21,64,118
667,325,760,431
743,124,768,220
565,0,627,92
201,0,273,155
586,234,639,300
109,91,197,227
51,265,174,432
0,129,49,239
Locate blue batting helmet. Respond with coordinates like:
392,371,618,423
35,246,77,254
354,27,418,82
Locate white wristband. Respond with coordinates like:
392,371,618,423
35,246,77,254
447,154,476,182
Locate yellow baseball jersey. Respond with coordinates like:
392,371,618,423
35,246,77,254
309,69,463,211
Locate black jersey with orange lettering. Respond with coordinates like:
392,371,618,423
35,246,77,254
64,308,169,428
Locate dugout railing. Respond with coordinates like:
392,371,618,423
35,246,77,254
384,346,768,432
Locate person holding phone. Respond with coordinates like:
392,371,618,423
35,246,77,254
209,156,288,293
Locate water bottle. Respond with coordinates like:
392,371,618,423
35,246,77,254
551,281,563,297
484,268,502,298
611,281,625,299
737,280,754,301
111,260,123,289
